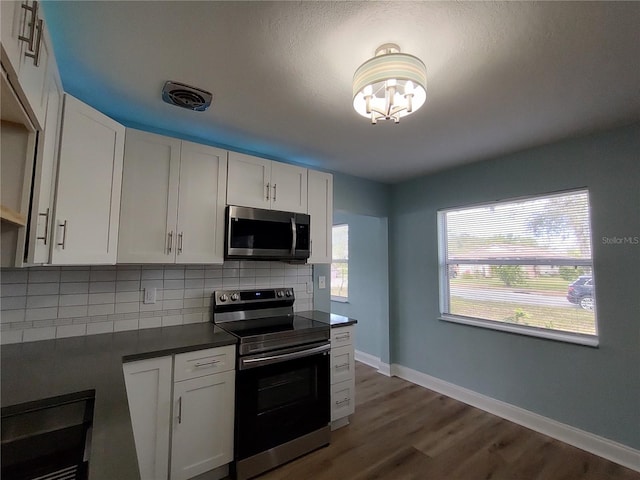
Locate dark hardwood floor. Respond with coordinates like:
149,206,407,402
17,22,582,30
258,362,640,480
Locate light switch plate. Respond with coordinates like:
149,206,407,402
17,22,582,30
318,276,326,289
144,287,156,304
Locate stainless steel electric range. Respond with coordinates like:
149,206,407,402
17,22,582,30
213,288,331,480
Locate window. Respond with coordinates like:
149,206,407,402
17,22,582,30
438,189,597,346
331,224,349,301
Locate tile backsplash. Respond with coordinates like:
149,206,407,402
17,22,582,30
0,261,313,344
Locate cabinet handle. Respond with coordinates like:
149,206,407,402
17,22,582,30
18,1,39,52
24,18,43,66
334,334,350,341
37,208,49,245
167,231,173,254
335,362,350,369
57,220,67,249
273,183,277,201
178,232,183,254
336,398,350,406
266,182,270,201
194,359,220,368
177,396,182,424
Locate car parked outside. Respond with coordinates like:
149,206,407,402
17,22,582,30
566,275,595,311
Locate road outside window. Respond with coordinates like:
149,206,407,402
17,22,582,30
438,189,598,345
331,225,349,301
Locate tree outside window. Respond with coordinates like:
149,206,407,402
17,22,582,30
331,225,348,300
439,189,597,345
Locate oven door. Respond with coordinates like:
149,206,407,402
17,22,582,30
235,342,330,460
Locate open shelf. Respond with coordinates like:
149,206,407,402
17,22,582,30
0,205,27,226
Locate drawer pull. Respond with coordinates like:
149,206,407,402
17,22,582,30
177,396,182,424
334,362,350,369
19,1,38,52
37,208,49,244
57,220,68,249
335,398,350,406
334,334,350,340
24,18,43,66
194,359,221,368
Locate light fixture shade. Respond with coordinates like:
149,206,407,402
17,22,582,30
353,44,427,123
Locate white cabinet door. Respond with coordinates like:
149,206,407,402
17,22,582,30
1,0,24,74
123,356,172,480
227,151,309,213
117,129,181,263
307,170,333,263
171,370,235,480
51,94,124,264
16,2,51,129
25,53,63,264
270,162,307,213
226,151,271,209
175,141,227,264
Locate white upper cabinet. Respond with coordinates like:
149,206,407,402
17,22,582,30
117,129,228,264
227,151,307,213
307,170,333,264
24,50,63,264
51,94,125,265
118,130,181,263
1,0,54,129
175,141,228,264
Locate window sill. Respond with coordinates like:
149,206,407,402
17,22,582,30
439,314,599,347
331,296,349,303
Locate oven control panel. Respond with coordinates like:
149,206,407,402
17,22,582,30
214,288,294,306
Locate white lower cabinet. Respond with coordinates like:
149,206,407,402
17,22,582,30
330,326,355,429
171,370,235,480
122,356,172,480
122,345,235,480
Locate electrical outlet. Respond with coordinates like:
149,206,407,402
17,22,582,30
318,276,326,289
144,287,156,304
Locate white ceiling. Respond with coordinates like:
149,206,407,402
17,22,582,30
44,1,640,184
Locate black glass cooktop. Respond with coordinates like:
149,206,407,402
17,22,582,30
218,315,329,340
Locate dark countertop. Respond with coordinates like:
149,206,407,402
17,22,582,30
297,310,358,328
1,323,236,480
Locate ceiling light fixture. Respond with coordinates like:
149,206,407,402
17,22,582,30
352,43,427,124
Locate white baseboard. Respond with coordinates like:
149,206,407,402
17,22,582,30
354,350,391,377
391,363,640,473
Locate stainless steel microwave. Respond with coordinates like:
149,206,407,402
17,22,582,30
225,205,311,261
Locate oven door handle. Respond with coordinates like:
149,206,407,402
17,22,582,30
240,343,330,370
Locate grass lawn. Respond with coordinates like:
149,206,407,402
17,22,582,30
450,296,596,336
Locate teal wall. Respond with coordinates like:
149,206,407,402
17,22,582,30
389,123,640,448
313,172,391,362
331,212,390,363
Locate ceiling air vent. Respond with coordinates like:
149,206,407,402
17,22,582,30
161,81,212,112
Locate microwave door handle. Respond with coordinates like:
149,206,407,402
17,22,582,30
291,217,297,255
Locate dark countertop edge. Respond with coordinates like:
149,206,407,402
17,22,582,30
122,338,237,363
296,310,358,327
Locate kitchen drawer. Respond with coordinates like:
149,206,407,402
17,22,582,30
174,345,235,381
330,345,355,385
331,379,355,421
331,326,354,348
